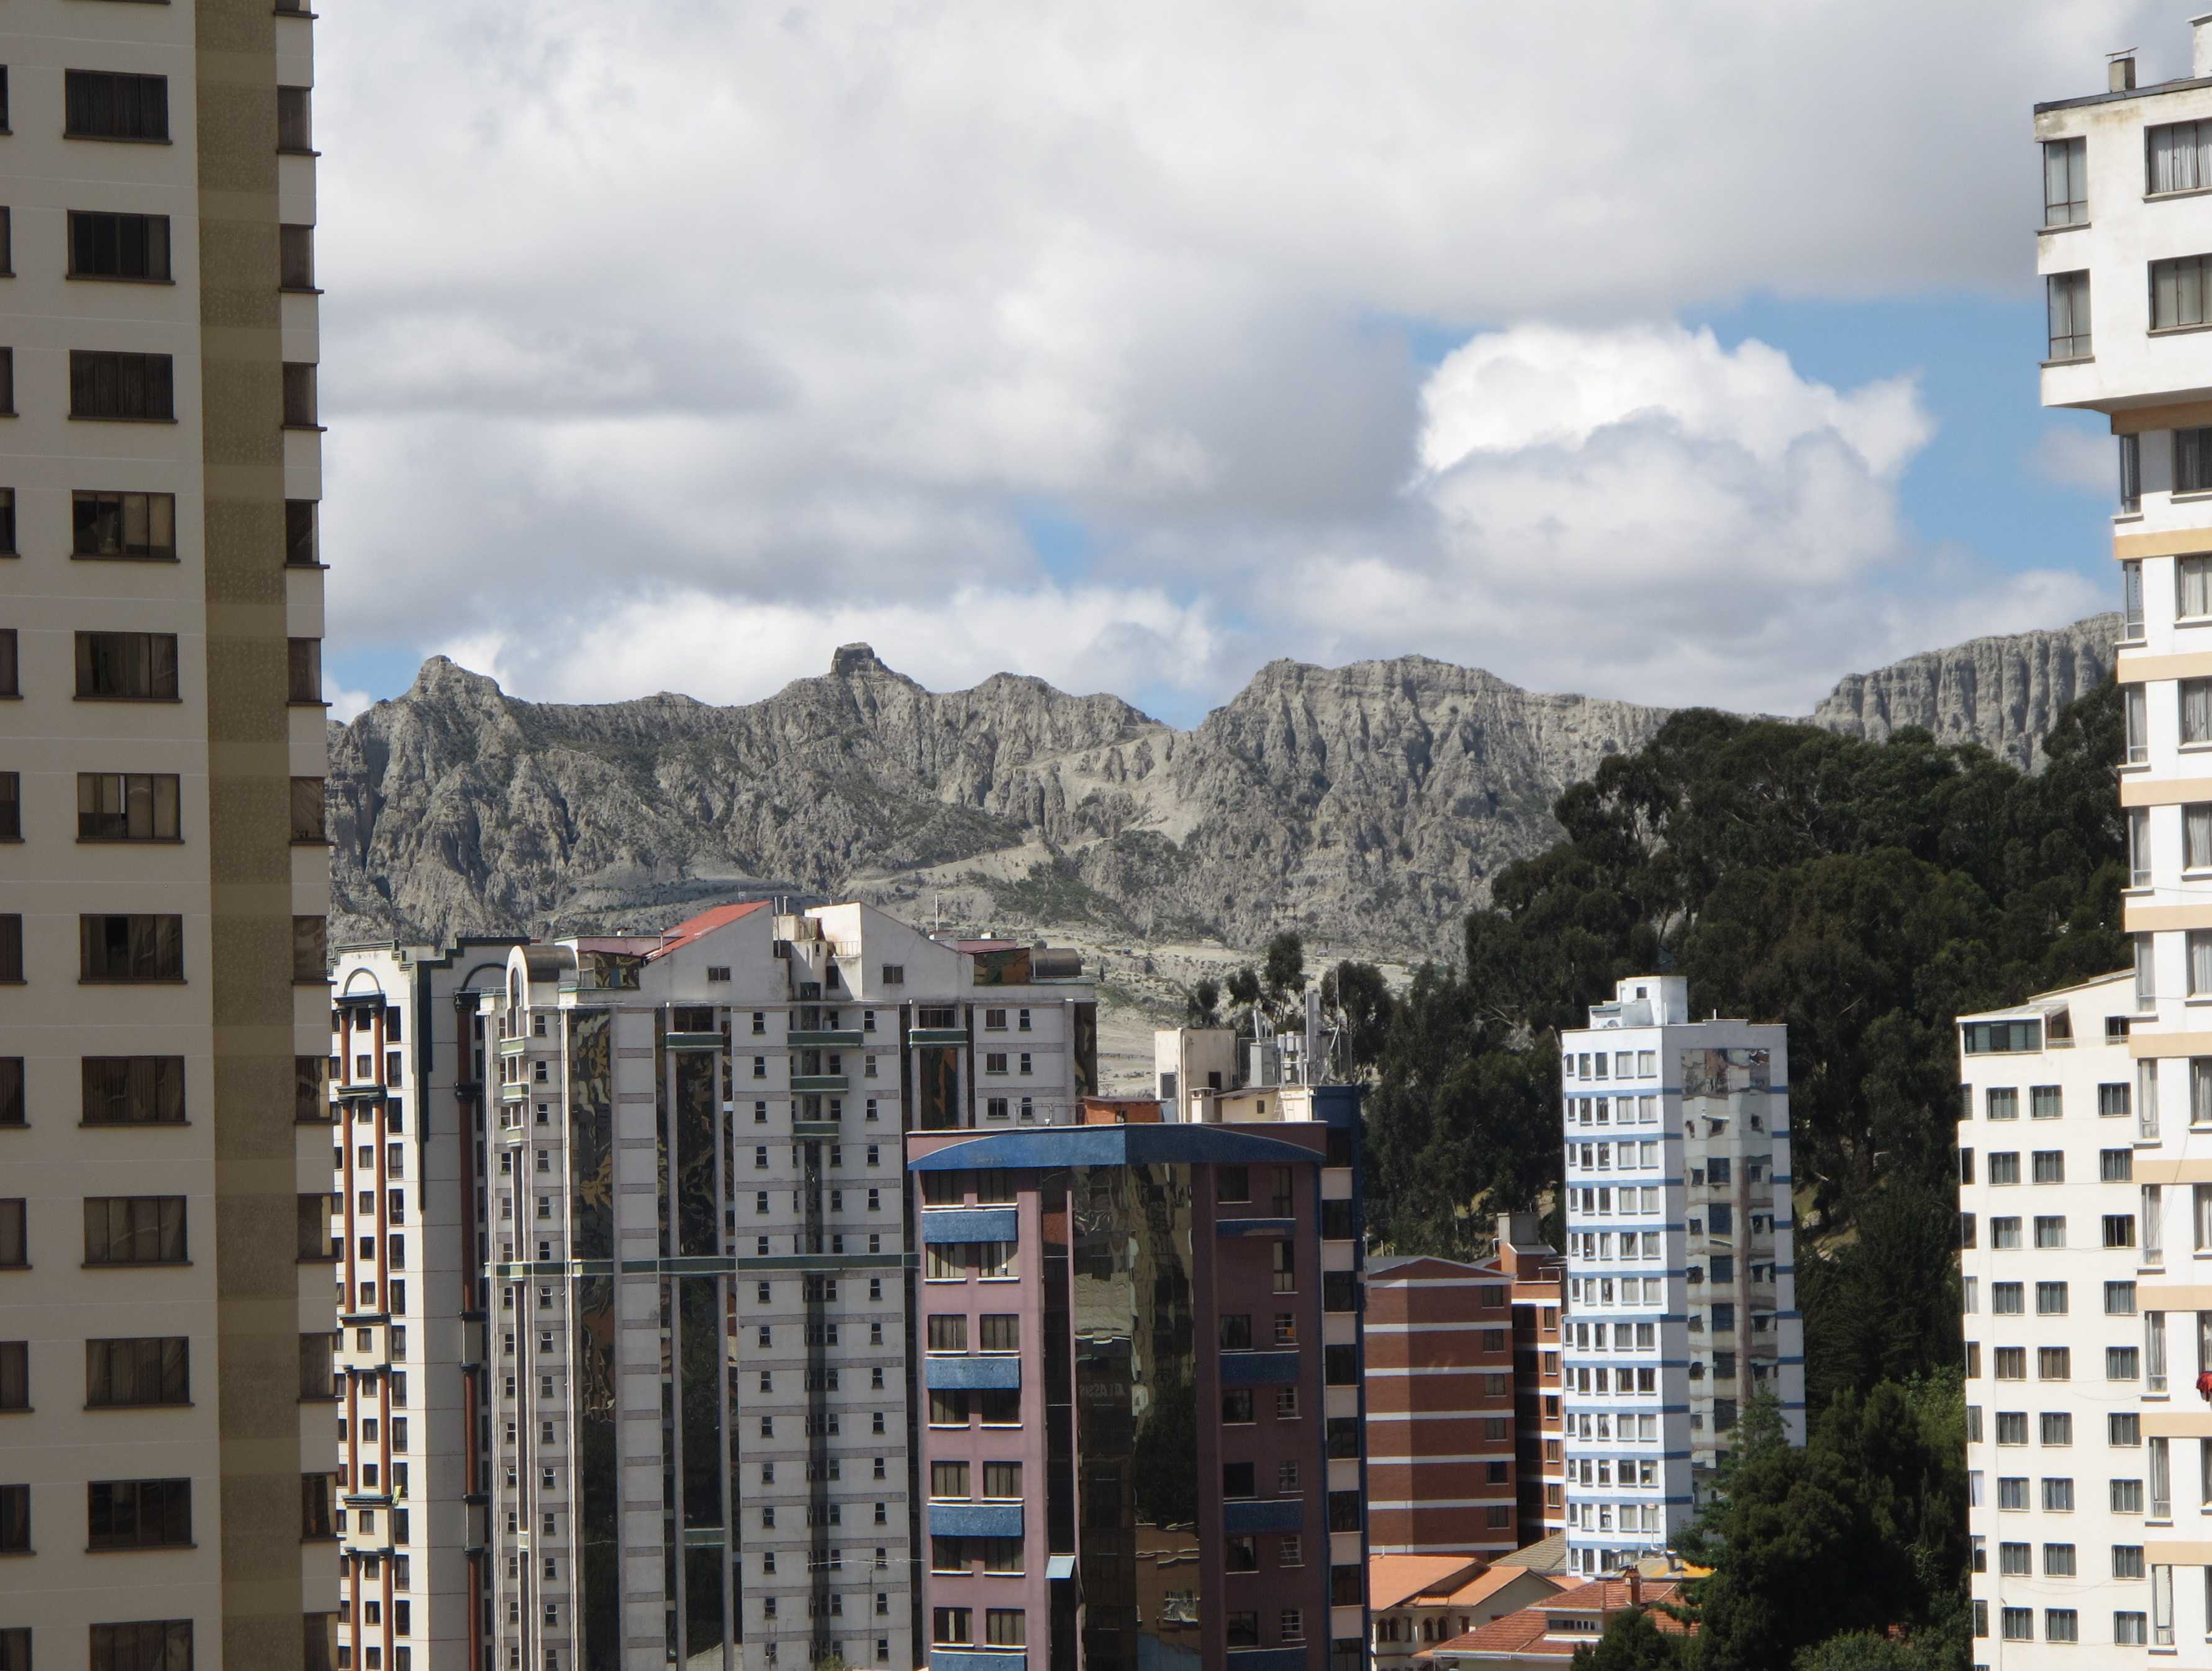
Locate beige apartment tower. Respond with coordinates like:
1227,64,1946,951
0,1,336,1669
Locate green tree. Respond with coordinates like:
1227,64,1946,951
1225,966,1262,1033
1361,681,2124,1393
1323,959,1396,1073
1792,1633,1921,1671
1570,1607,1690,1670
1184,976,1222,1028
1262,930,1307,1014
1681,1380,1967,1671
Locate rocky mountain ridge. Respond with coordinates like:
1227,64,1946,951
329,614,2123,958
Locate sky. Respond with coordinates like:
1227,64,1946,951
312,0,2171,727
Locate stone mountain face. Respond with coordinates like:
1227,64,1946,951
329,617,2123,959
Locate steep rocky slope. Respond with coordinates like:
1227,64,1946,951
1810,614,2121,768
329,617,2123,958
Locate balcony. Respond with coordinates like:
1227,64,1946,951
791,1074,849,1093
499,1084,528,1104
789,1030,863,1048
497,1037,527,1058
910,1028,967,1046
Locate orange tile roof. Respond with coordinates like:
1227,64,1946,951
646,901,772,959
1423,1577,1692,1662
1369,1554,1493,1612
1430,1565,1572,1610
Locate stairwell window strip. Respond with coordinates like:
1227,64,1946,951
2046,135,2088,223
2146,1183,2165,1264
2131,808,2153,887
2123,442,2143,519
2047,270,2091,360
2128,685,2151,765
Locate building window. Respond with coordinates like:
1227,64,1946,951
2151,119,2212,194
0,1343,23,1411
83,1057,186,1126
0,489,12,556
278,86,314,152
286,499,319,566
280,223,315,290
284,362,319,428
77,632,179,701
65,71,170,140
86,1337,189,1406
81,914,183,981
2043,135,2088,223
289,637,323,703
89,1622,194,1668
84,1196,186,1266
2183,428,2212,500
68,211,172,281
70,350,175,421
73,491,177,559
291,776,327,844
2046,271,2090,360
88,1477,193,1548
2154,255,2212,332
77,772,182,843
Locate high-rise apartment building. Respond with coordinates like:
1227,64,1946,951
1364,1254,1521,1559
0,1,334,1666
328,939,523,1671
1957,972,2147,1664
1362,1215,1565,1560
2020,19,2212,1654
1557,977,1802,1579
907,1085,1369,1671
1500,1222,1566,1544
446,902,1095,1671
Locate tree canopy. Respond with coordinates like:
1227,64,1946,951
1361,684,2123,1391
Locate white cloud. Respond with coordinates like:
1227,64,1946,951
311,0,2159,718
435,584,1225,709
328,684,377,723
2034,425,2119,496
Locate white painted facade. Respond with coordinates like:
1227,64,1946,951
476,901,1097,1671
0,1,333,1664
1957,972,2168,1664
1557,976,1803,1579
329,940,520,1671
2017,19,2212,1660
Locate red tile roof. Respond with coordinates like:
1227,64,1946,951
1424,1577,1691,1662
647,901,772,959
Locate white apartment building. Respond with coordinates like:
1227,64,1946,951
329,940,525,1671
1956,972,2167,1665
1557,976,1803,1580
474,901,1096,1671
2024,16,2212,1658
0,1,335,1667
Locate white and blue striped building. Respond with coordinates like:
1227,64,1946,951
1557,976,1804,1577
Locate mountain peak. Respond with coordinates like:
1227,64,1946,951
830,642,892,677
330,614,2123,959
